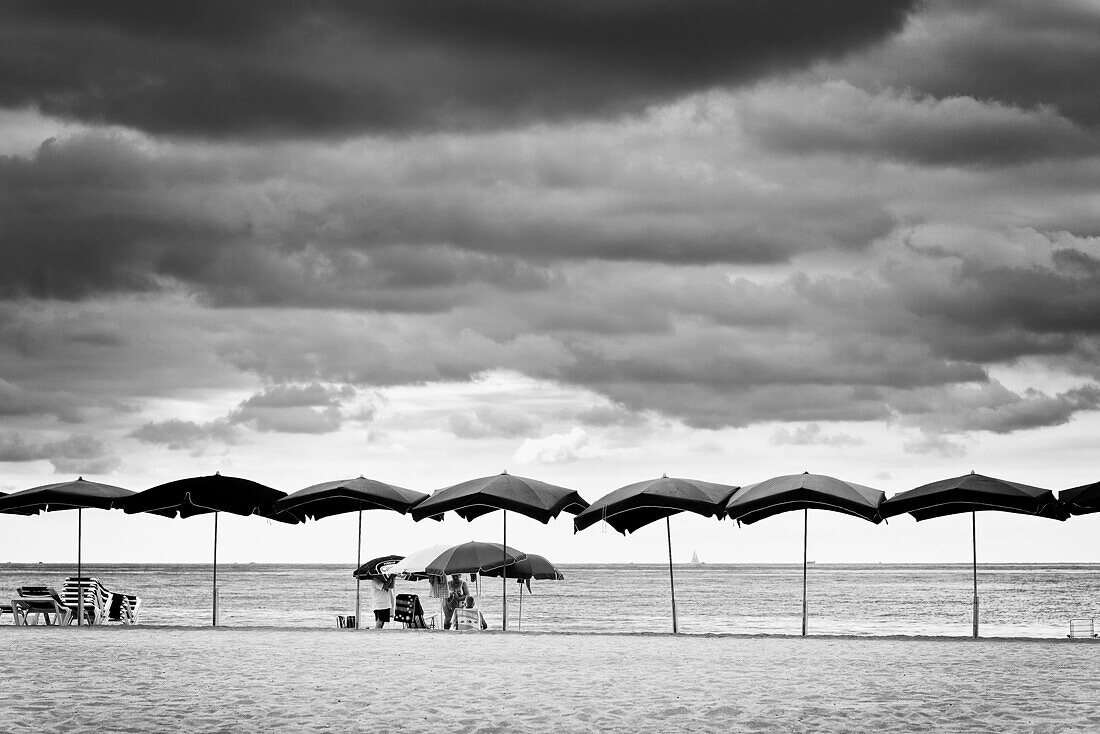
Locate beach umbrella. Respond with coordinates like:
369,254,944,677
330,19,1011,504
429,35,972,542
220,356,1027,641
409,471,588,629
273,477,427,629
481,553,564,629
353,554,405,580
423,541,527,576
123,472,296,626
382,544,455,581
481,553,564,582
880,471,1064,638
0,477,133,625
725,472,884,636
573,474,739,633
1058,480,1100,515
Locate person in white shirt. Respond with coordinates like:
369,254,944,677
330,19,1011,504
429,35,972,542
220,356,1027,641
369,575,396,629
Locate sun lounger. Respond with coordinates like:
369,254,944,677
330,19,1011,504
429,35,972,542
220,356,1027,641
106,592,143,625
61,577,111,625
11,586,73,626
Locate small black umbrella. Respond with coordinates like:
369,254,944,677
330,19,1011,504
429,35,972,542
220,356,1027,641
880,471,1064,638
353,554,405,580
574,474,738,633
273,477,428,629
0,477,133,625
123,472,295,626
725,472,884,636
481,553,564,629
410,471,587,630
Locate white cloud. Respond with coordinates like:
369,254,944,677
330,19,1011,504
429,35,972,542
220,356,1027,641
513,427,597,465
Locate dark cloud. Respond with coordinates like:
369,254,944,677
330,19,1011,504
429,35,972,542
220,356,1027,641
0,0,915,137
825,0,1100,127
740,82,1100,166
130,418,238,450
0,432,120,474
228,383,352,435
0,131,897,304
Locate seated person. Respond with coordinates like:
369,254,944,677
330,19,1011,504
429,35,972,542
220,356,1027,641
462,596,489,630
442,573,470,630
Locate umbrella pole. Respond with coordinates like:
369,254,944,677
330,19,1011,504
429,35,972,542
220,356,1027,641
666,515,678,634
801,508,808,637
77,507,83,627
213,511,219,627
502,510,508,631
355,506,362,630
972,510,979,639
519,583,523,630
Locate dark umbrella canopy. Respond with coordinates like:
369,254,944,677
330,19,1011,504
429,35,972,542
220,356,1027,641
880,472,1064,520
725,472,884,524
481,553,563,581
273,477,428,522
409,472,589,523
1060,481,1100,515
574,476,739,534
0,477,132,514
123,472,294,522
353,554,404,580
424,541,527,575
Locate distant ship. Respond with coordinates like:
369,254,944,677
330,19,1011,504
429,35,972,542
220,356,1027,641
690,550,702,565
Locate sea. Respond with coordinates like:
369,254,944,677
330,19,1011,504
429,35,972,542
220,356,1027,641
3,563,1099,637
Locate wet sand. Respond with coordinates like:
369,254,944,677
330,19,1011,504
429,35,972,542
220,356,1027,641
1,628,1098,732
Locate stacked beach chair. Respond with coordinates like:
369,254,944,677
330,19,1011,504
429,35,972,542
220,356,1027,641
5,578,142,625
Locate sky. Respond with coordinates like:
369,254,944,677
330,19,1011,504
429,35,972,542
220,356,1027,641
1,0,1098,565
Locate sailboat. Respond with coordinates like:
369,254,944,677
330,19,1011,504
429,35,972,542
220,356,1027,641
690,550,702,565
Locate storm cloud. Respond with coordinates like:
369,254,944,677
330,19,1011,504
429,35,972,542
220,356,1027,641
0,0,916,137
0,0,1098,477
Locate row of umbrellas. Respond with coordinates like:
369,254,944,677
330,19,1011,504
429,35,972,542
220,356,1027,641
0,471,587,629
1,470,1097,635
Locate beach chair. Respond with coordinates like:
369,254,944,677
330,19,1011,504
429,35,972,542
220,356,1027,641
1068,618,1097,638
453,599,488,631
393,593,432,628
11,586,73,626
105,592,143,625
61,577,110,625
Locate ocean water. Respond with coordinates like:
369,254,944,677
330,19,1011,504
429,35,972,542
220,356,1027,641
2,563,1099,637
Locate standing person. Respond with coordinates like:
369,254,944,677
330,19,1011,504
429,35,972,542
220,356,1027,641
370,574,396,629
443,573,470,630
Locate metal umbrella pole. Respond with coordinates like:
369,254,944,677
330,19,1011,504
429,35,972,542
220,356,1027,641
77,508,83,626
212,511,219,627
801,508,808,637
502,510,508,631
972,511,979,639
666,515,678,634
355,505,362,630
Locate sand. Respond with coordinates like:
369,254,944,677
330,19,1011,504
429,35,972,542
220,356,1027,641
1,629,1098,733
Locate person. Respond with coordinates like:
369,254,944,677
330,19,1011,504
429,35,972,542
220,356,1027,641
463,596,489,630
442,573,469,630
370,574,396,629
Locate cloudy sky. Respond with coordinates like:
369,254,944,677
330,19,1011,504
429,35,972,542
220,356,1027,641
2,0,1098,565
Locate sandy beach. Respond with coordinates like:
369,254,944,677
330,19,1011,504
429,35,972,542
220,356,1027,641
2,629,1097,733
